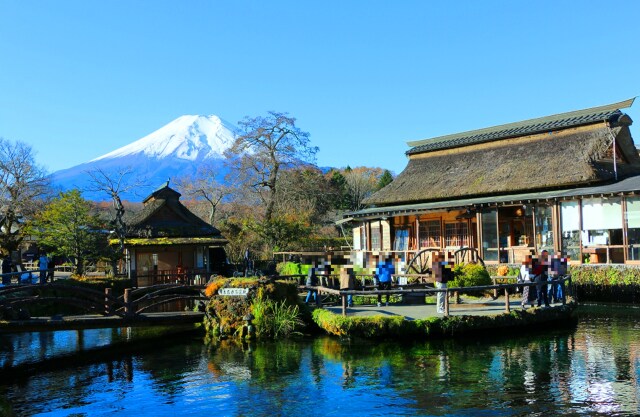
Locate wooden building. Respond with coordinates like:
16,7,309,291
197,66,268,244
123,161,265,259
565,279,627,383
347,98,640,267
123,182,227,286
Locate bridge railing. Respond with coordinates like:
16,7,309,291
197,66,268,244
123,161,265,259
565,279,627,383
303,275,573,316
136,269,210,287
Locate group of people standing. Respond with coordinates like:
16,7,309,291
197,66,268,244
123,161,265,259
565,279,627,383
305,260,357,307
0,253,53,285
518,250,568,309
304,255,397,309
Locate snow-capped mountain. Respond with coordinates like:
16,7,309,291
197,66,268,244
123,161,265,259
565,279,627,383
91,115,236,162
51,115,238,201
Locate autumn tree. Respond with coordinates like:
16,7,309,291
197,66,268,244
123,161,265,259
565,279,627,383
274,167,335,223
29,189,104,275
226,112,318,223
0,138,50,255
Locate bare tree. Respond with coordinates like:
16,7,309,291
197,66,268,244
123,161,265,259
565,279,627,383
0,138,50,255
226,112,317,222
85,167,143,272
175,162,231,226
343,166,384,211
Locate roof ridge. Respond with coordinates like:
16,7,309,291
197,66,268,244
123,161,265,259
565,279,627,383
407,98,635,149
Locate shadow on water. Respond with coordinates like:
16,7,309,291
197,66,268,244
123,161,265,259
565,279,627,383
0,324,202,382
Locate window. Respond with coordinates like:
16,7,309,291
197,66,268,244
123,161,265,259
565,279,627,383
445,221,469,247
581,197,622,244
626,197,640,261
419,219,441,248
394,229,409,251
580,197,623,263
371,223,381,251
481,209,499,261
561,201,580,261
535,204,554,253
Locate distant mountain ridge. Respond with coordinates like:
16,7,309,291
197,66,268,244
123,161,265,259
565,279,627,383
51,115,238,201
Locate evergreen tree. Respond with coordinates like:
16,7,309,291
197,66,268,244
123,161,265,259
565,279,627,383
377,169,394,190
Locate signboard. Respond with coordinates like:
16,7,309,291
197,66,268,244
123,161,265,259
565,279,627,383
218,288,249,297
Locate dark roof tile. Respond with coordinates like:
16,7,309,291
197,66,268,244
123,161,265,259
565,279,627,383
406,98,635,155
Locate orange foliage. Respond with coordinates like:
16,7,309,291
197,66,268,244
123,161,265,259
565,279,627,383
497,265,509,276
205,279,226,297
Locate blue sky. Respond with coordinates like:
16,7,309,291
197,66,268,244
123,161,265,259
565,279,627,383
1,0,639,175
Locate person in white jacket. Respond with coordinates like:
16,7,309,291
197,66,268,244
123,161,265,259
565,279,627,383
518,255,533,309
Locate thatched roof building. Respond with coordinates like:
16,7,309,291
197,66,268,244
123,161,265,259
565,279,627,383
125,182,227,245
122,182,227,286
347,99,640,267
365,98,638,207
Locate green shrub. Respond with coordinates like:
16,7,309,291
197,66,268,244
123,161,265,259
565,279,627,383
277,261,302,276
450,263,491,288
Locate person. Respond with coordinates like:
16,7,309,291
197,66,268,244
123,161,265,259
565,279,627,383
39,253,49,284
243,248,251,277
433,252,451,314
375,255,395,307
549,252,568,303
1,256,11,285
340,264,356,308
305,262,319,304
548,252,561,303
533,250,550,307
518,255,534,309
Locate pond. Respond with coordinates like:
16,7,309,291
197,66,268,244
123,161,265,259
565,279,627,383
2,306,640,416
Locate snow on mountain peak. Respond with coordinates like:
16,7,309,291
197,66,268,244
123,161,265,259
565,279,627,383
91,114,238,162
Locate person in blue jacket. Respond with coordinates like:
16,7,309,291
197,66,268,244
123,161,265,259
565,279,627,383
39,253,49,284
375,255,395,307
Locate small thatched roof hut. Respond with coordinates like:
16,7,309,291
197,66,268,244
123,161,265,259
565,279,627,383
122,182,227,286
365,98,638,207
126,182,227,245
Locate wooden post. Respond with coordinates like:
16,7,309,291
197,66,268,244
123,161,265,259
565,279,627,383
505,288,510,313
444,288,449,316
316,287,322,307
124,288,133,318
105,288,112,316
492,277,498,299
341,293,347,317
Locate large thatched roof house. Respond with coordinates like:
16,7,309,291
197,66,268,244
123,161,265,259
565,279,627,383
348,98,640,268
123,182,227,286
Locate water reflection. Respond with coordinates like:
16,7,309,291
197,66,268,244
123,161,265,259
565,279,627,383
3,309,640,416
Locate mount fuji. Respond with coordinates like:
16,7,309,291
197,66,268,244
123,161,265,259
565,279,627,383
51,115,238,201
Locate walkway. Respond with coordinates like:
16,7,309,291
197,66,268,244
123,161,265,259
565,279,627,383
324,297,564,320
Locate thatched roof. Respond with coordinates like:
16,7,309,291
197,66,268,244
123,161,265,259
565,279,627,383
365,100,638,206
353,173,640,220
127,183,227,243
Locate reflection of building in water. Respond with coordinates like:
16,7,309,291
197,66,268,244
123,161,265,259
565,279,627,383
569,328,640,414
